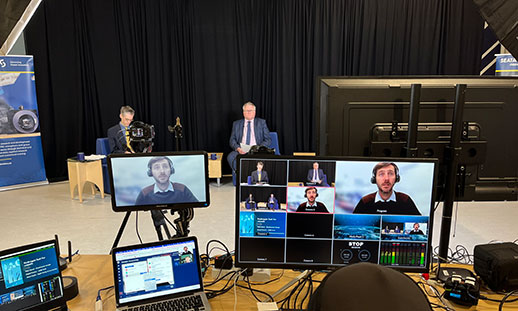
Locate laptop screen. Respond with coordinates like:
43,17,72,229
0,240,65,311
113,238,203,305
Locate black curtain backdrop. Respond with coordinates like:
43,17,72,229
24,0,484,180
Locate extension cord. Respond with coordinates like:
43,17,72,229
211,267,271,282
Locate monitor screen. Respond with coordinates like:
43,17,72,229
108,151,210,212
0,240,65,311
235,155,438,272
316,76,518,201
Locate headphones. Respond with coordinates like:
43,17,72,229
371,162,400,184
147,156,175,177
304,187,318,198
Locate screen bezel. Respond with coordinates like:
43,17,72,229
0,239,66,311
234,154,438,273
107,151,210,212
112,236,204,308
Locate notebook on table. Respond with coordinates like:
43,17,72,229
112,236,211,311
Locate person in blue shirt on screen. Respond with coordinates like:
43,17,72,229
135,156,198,205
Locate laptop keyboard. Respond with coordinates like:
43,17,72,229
126,295,206,311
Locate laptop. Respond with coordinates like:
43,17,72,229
0,239,67,311
112,236,211,311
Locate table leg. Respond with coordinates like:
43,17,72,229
217,177,220,187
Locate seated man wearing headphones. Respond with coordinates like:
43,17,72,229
135,156,198,205
353,162,420,215
296,187,328,213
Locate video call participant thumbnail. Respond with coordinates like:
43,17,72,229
135,157,198,205
296,187,329,213
251,161,269,184
409,223,424,235
306,162,326,186
353,162,420,215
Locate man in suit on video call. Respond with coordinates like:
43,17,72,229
107,105,135,154
227,102,271,172
307,162,326,186
251,161,269,184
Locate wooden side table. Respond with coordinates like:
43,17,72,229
208,152,223,186
67,158,104,202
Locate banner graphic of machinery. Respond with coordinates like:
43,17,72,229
495,54,518,76
0,55,47,190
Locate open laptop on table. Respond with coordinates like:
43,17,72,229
112,236,211,311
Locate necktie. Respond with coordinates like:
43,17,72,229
313,169,317,181
125,129,135,153
245,121,251,145
258,172,261,181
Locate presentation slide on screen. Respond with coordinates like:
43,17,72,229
0,246,58,290
239,212,286,238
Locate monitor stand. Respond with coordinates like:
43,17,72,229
110,208,194,252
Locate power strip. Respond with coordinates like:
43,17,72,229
211,267,271,282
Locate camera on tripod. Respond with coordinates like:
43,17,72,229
128,121,155,153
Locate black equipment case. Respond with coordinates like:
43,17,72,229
474,242,518,292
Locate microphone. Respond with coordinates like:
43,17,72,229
168,117,183,139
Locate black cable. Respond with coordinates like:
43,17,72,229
499,290,518,311
135,211,143,244
204,255,235,286
299,275,313,309
205,240,231,257
241,275,275,302
159,209,178,233
96,285,114,301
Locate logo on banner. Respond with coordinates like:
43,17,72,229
0,59,6,68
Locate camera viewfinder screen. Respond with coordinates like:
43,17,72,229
108,152,209,212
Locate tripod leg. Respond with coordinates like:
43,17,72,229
111,211,132,253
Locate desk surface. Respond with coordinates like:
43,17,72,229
64,255,518,310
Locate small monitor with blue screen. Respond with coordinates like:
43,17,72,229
0,240,65,311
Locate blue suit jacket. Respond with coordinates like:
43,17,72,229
251,170,269,184
229,118,271,151
107,123,127,154
307,168,325,183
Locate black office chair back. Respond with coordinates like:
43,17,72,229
308,262,432,311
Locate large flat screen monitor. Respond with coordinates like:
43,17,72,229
108,151,210,212
235,155,438,272
316,76,518,201
0,240,66,311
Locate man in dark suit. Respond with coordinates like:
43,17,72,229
227,102,271,172
306,162,326,186
107,106,135,153
251,161,269,184
267,193,279,210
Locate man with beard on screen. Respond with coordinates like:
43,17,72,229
353,162,420,215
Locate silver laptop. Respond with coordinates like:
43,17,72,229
112,236,211,311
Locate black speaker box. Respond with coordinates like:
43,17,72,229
474,242,518,292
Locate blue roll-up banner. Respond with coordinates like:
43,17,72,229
0,56,48,190
495,54,518,76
